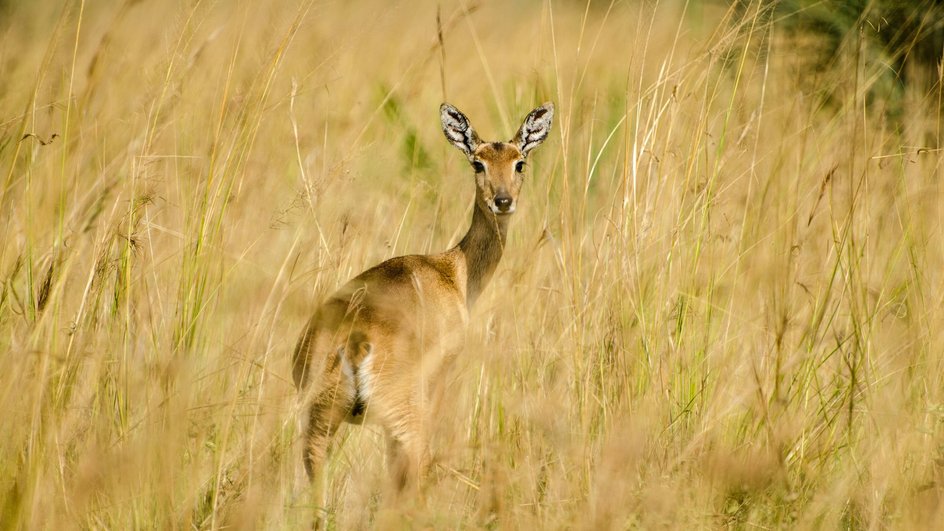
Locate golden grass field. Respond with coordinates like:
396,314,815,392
2,0,944,528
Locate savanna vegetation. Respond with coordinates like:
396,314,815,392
2,0,943,528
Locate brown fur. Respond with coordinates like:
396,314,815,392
293,102,553,501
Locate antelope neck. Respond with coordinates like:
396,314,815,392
456,201,509,308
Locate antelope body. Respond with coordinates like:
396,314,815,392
293,102,554,495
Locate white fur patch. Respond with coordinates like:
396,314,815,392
514,103,554,156
441,103,479,156
356,351,374,403
340,354,356,393
489,203,516,215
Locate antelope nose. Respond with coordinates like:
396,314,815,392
494,195,513,212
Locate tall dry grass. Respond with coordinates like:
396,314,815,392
1,0,943,528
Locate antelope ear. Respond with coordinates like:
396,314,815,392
440,103,481,158
513,102,554,156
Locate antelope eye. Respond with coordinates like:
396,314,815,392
515,161,526,173
472,161,485,173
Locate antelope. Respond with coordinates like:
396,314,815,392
292,102,554,501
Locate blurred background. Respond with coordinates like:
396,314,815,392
2,0,944,528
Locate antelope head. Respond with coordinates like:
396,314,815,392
440,102,554,216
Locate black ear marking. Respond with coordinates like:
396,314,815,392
513,102,554,156
441,103,481,157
